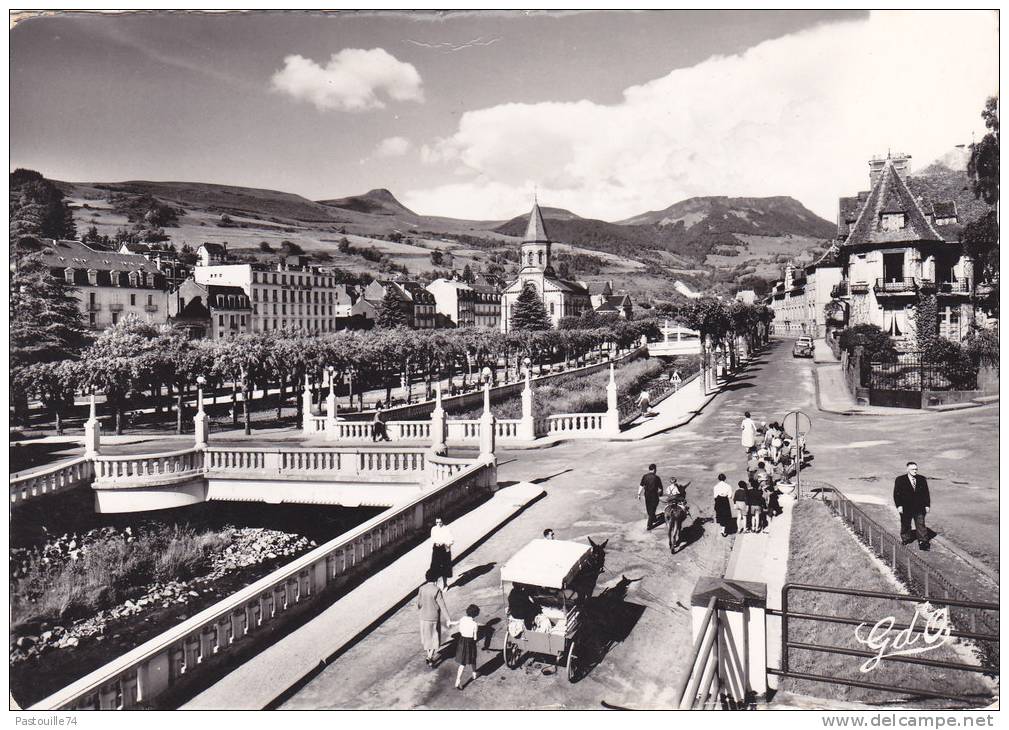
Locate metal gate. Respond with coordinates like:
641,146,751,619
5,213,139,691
767,584,999,702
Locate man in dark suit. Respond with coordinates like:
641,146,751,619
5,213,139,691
637,463,663,531
893,461,931,550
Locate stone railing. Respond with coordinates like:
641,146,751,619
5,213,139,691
426,453,478,485
30,457,496,710
305,416,327,434
444,419,523,442
204,446,429,481
10,457,94,507
92,449,205,489
545,412,606,435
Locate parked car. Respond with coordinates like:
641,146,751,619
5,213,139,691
792,340,814,358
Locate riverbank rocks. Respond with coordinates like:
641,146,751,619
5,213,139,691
11,525,316,667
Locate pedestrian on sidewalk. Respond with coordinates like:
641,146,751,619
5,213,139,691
450,604,481,690
733,480,750,533
741,411,758,455
712,475,734,537
746,452,761,485
638,464,663,531
747,480,767,533
637,389,652,417
430,517,455,590
418,569,452,666
893,462,931,550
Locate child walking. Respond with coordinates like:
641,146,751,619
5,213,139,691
451,604,481,690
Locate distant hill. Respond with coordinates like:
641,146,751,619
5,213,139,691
318,188,417,217
915,145,971,175
54,177,835,301
618,195,834,238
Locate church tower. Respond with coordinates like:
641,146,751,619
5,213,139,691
520,200,555,277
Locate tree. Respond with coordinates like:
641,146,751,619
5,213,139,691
968,96,999,206
338,237,352,254
430,250,444,266
10,169,77,249
78,315,161,434
258,241,274,253
10,254,87,370
376,289,410,329
15,361,78,434
461,264,475,284
280,240,304,256
510,284,551,331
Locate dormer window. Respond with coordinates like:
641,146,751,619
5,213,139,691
64,267,74,284
880,212,906,231
87,269,98,286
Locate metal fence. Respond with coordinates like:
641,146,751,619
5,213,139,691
815,484,999,668
869,352,978,392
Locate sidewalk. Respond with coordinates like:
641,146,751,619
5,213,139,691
613,375,722,441
813,363,997,416
182,481,545,710
723,490,796,692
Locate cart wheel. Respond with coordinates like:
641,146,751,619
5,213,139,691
503,634,520,669
566,640,578,682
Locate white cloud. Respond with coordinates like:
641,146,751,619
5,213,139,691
404,11,997,221
374,136,412,158
271,48,423,112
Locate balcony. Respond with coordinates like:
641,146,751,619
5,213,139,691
873,277,918,295
145,304,159,313
918,279,937,294
830,282,849,298
937,277,971,295
108,303,124,312
849,281,870,295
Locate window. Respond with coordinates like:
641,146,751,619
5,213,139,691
89,292,96,307
880,212,906,231
111,312,119,325
64,268,74,284
147,294,153,306
130,294,136,306
89,312,96,327
549,302,555,315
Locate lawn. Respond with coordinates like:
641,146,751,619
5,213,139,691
779,499,995,706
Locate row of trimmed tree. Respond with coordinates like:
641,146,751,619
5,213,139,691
13,315,664,435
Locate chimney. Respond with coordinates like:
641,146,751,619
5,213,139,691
869,152,912,187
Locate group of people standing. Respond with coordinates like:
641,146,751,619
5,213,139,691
711,411,791,537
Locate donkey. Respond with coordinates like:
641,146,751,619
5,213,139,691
665,501,690,554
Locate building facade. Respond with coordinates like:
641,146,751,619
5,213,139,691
169,278,253,339
828,153,989,346
37,239,169,331
500,202,592,331
194,263,352,333
426,278,477,327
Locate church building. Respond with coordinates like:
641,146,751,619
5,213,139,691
500,201,591,331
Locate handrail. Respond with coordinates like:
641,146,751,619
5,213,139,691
11,455,90,482
93,447,200,462
30,456,492,710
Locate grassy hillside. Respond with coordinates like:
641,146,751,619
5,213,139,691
57,179,832,302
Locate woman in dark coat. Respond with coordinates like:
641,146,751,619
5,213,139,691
712,475,734,537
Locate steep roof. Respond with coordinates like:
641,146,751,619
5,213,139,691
844,159,944,246
200,242,227,255
524,201,550,243
39,239,161,273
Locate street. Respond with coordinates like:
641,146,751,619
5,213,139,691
279,340,999,709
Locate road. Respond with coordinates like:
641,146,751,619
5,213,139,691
278,340,999,709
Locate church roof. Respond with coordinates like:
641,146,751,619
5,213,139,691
524,202,551,243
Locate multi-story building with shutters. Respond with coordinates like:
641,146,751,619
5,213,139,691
36,239,169,331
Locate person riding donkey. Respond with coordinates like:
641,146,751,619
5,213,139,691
663,475,692,553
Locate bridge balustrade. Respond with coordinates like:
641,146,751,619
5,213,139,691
93,449,205,488
10,457,94,506
31,457,495,711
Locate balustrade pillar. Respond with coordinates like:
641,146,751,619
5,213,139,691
325,373,338,434
604,364,620,437
430,383,447,455
194,385,208,448
518,369,536,440
479,382,496,459
84,394,101,457
301,375,315,436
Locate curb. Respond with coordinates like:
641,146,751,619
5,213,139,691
811,364,997,417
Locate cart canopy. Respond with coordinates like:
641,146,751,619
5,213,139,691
500,539,592,590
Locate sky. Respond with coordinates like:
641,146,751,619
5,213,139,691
10,10,999,222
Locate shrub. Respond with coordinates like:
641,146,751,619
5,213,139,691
963,323,999,368
924,339,979,390
838,324,897,361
